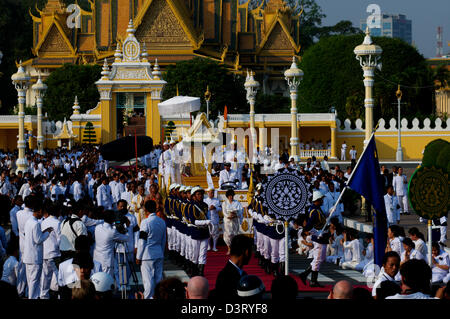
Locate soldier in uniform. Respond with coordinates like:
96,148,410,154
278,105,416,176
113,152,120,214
298,190,330,287
164,184,178,264
187,187,212,277
248,184,267,270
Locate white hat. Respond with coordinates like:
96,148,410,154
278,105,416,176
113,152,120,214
312,190,325,202
174,184,181,189
206,187,215,192
179,186,186,192
169,138,176,144
191,186,204,195
163,141,169,146
185,186,192,192
169,183,178,191
90,272,115,292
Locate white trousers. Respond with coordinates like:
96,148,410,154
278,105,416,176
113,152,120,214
397,195,409,214
263,234,271,260
179,232,186,257
188,235,195,262
192,238,209,265
341,260,360,270
340,150,346,161
40,258,58,299
141,258,163,299
17,259,27,297
311,243,327,271
25,263,42,299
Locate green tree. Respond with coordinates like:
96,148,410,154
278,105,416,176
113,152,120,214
82,122,96,144
297,34,434,122
255,93,290,114
43,63,101,121
163,57,247,117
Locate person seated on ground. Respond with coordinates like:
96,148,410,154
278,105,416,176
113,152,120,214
372,251,400,298
386,259,437,299
325,218,344,265
431,241,450,285
340,228,362,270
356,234,374,272
153,277,186,300
271,275,298,300
298,230,313,257
327,280,353,299
186,276,209,300
237,275,265,301
400,237,425,265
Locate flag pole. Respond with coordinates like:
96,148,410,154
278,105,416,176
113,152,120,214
135,129,138,172
320,130,377,232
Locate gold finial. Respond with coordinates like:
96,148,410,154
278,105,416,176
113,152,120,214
176,84,179,96
396,84,402,100
205,85,211,101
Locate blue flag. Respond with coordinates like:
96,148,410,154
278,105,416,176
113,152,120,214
347,134,387,267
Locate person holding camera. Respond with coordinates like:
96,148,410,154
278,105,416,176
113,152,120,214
93,210,129,278
114,199,139,288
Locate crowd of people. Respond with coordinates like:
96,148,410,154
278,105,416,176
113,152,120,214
0,141,448,300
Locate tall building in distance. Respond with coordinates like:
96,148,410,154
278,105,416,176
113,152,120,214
361,14,412,45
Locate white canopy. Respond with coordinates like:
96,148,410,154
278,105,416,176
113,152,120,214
158,96,201,117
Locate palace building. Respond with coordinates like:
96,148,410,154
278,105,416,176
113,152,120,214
23,0,303,105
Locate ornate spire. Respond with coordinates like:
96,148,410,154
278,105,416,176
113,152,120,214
141,41,149,62
72,96,80,115
152,58,161,80
114,43,122,62
126,19,136,35
101,59,110,80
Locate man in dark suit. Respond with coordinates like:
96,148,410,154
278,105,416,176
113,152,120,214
212,234,253,299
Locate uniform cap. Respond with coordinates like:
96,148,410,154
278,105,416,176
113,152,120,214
185,186,192,192
237,275,265,297
191,186,204,195
206,187,215,192
169,183,178,191
312,190,325,202
179,186,186,192
90,272,115,292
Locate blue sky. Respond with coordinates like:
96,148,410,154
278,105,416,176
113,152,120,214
316,0,450,58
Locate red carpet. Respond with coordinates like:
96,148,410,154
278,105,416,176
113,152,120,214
203,246,333,292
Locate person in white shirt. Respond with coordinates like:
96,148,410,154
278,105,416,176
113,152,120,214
392,167,409,215
386,225,404,257
93,210,129,278
321,156,330,172
325,219,344,265
0,171,12,196
109,174,120,203
323,182,344,223
96,177,113,210
204,188,221,252
386,259,437,299
219,162,238,189
340,229,362,270
349,145,357,160
9,195,23,239
400,238,425,266
40,201,62,299
431,242,450,284
221,189,243,255
372,251,400,298
131,185,146,227
49,179,63,202
384,186,401,226
340,142,347,161
72,176,84,202
356,234,374,273
23,200,54,299
121,181,137,209
1,240,20,287
408,227,427,258
136,200,167,299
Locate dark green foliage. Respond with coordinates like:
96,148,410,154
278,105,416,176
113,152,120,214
297,34,434,122
435,143,450,173
422,139,449,168
162,57,247,117
43,64,101,121
82,121,96,144
255,93,290,114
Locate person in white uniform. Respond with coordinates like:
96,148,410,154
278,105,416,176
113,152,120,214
23,200,54,299
221,189,243,255
340,142,347,161
40,201,61,299
93,210,129,278
371,251,400,298
97,177,113,210
400,238,425,266
349,145,357,160
384,186,401,226
340,229,362,270
393,167,409,215
408,227,428,257
136,200,166,299
325,218,344,265
219,162,238,189
1,240,20,288
204,187,221,251
431,242,450,284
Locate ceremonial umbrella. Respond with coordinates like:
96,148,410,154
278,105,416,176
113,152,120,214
99,135,153,161
158,96,200,117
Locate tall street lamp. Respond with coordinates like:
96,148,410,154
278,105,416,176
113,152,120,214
11,61,31,173
395,85,403,161
284,56,303,162
204,85,211,121
354,27,382,147
244,70,260,163
32,75,47,155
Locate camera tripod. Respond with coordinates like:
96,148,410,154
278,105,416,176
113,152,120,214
115,242,139,299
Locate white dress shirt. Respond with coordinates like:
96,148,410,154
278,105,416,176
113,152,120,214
136,214,166,261
17,207,34,254
93,223,128,267
23,215,50,264
219,169,237,188
41,215,61,259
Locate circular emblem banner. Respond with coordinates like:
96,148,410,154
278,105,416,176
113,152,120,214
261,168,311,220
408,166,450,220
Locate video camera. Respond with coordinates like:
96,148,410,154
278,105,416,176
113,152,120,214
113,210,129,235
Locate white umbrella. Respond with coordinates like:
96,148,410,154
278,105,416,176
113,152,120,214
158,96,201,117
